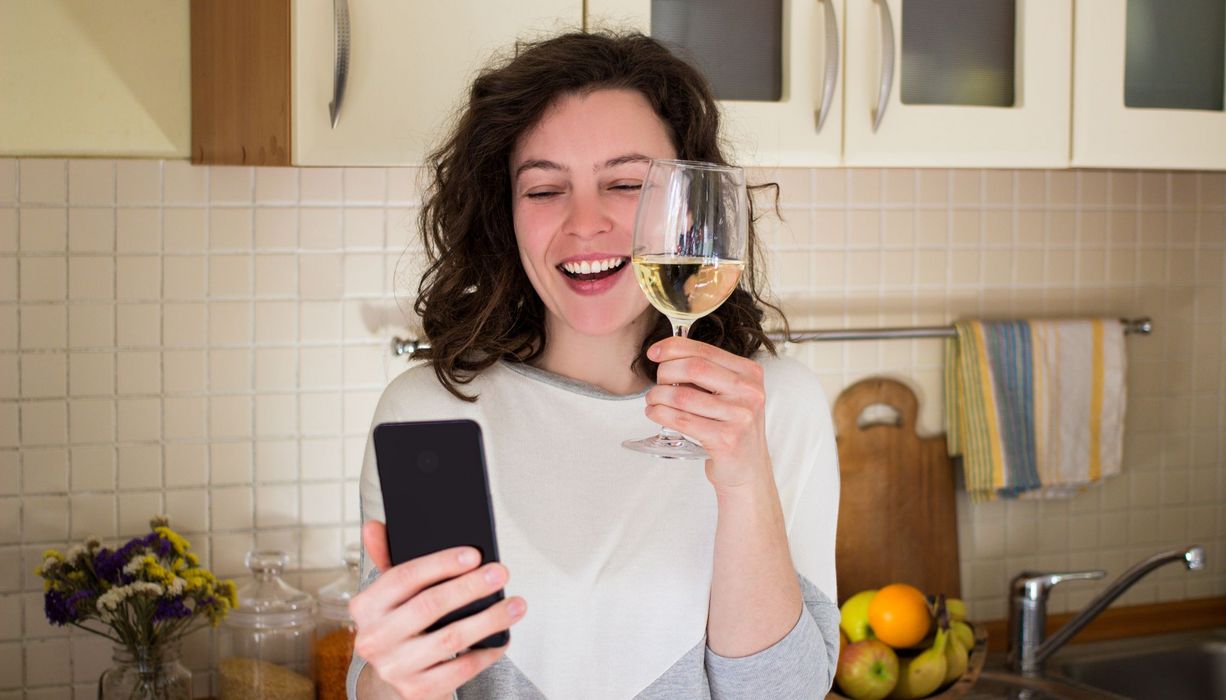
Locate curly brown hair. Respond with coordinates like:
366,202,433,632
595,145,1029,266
414,31,786,400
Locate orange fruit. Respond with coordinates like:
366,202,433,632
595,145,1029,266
866,583,932,648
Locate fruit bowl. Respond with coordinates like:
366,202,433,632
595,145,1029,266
826,623,988,700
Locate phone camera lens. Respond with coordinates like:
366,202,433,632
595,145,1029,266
417,450,439,473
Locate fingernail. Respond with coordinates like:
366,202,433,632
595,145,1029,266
508,599,526,617
648,345,661,360
484,565,505,585
458,549,479,566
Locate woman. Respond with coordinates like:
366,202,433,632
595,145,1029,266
347,32,839,700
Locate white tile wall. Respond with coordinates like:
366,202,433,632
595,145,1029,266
3,159,1225,693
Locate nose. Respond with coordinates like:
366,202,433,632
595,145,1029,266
564,187,614,239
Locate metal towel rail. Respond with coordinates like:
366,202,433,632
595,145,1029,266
391,317,1153,357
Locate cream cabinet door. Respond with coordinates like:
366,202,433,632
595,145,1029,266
293,0,581,166
843,0,1071,168
586,0,844,167
1072,0,1226,170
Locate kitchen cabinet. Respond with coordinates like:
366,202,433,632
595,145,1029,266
1072,0,1226,170
842,0,1071,168
0,0,190,158
590,0,1070,169
587,0,843,167
192,0,581,166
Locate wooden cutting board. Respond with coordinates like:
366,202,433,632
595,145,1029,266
833,377,961,603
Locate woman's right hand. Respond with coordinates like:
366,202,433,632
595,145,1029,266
350,520,526,699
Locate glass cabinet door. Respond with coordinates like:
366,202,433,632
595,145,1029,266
843,0,1071,167
586,0,844,166
1073,0,1226,169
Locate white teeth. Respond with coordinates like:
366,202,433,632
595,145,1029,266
560,257,625,275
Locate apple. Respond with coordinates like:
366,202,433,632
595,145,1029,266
840,589,877,642
836,639,899,700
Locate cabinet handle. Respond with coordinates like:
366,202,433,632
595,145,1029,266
872,0,895,133
329,0,351,129
816,0,840,133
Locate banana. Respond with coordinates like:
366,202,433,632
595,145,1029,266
950,620,975,651
888,628,948,699
945,598,967,622
942,632,969,684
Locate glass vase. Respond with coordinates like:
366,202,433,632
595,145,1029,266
98,645,192,700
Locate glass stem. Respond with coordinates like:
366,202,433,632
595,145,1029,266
658,321,691,443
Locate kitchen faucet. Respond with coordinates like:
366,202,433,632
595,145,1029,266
1006,545,1205,675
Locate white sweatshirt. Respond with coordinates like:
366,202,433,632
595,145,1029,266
348,354,840,699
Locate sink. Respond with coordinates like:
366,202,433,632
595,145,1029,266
1050,627,1226,700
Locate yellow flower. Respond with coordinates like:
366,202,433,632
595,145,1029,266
154,527,191,558
42,549,63,562
221,579,238,608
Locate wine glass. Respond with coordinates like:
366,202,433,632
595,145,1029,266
623,159,748,460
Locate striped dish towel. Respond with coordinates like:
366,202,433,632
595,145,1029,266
944,319,1126,501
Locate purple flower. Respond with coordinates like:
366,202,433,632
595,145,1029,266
45,590,72,625
154,535,173,558
93,547,123,583
153,597,192,622
47,588,98,625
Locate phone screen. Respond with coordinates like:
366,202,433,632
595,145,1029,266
373,419,507,647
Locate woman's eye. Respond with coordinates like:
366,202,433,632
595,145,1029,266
610,183,642,192
525,191,561,199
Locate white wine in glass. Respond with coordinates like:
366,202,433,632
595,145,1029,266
624,159,748,460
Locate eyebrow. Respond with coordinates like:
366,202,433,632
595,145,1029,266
513,153,652,180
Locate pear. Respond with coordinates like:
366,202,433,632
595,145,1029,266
888,627,947,699
840,589,878,642
950,620,975,651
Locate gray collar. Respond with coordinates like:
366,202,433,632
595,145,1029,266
499,360,650,401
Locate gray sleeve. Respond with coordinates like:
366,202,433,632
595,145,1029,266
704,575,839,700
346,565,381,700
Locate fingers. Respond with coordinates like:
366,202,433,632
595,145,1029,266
647,384,748,424
362,520,392,572
649,336,762,377
645,402,745,454
651,340,765,400
412,595,526,670
408,644,509,699
350,546,482,623
655,358,764,404
359,561,509,654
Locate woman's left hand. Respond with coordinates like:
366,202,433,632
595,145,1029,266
646,336,772,490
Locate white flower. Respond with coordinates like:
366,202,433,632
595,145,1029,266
167,577,186,596
96,581,165,616
131,581,163,597
122,555,151,577
65,545,86,562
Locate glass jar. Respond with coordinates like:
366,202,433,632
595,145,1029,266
218,550,317,700
99,645,192,700
315,543,361,700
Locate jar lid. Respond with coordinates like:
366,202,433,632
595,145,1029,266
318,543,361,622
224,550,317,629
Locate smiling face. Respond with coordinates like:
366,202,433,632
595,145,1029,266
510,88,678,341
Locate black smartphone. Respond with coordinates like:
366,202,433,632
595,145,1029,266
372,418,508,648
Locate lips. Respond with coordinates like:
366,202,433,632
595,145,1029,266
556,256,630,295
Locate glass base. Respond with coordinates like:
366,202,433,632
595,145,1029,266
622,434,708,460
